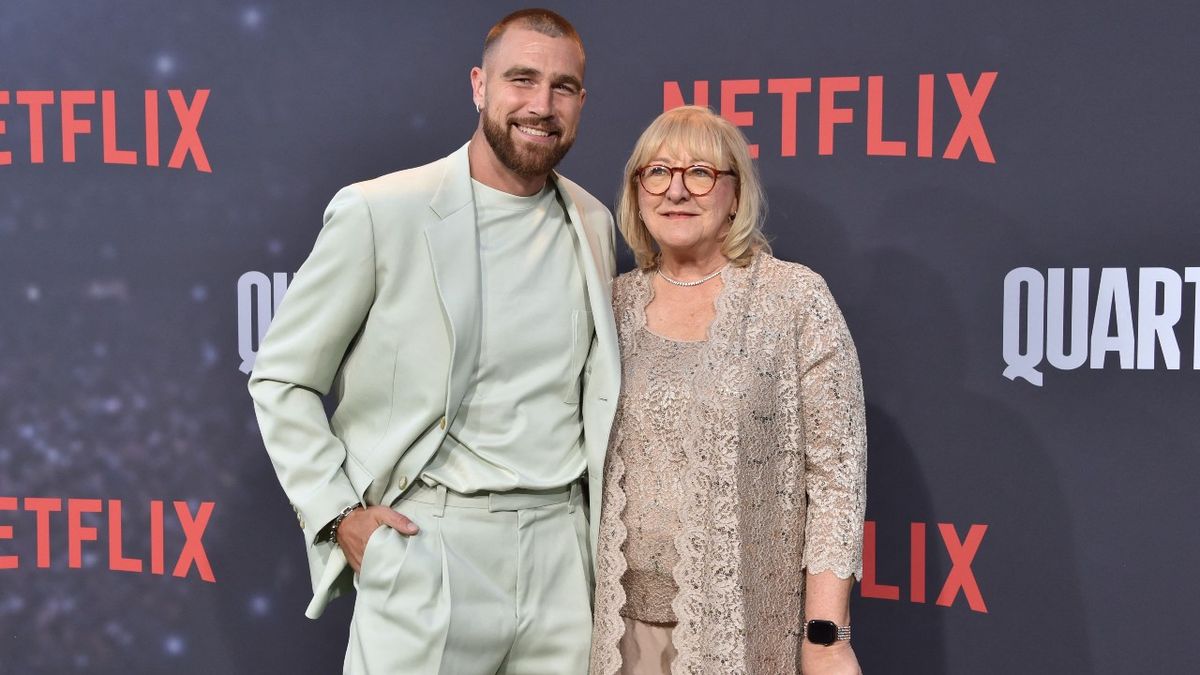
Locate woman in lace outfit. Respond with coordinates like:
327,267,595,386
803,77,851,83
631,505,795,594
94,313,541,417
590,106,867,675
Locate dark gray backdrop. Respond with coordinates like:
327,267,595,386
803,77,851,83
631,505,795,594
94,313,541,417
1,1,1197,672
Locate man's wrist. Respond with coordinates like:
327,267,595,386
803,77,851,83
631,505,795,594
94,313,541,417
325,503,363,545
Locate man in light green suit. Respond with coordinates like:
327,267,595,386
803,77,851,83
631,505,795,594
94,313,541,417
248,9,618,673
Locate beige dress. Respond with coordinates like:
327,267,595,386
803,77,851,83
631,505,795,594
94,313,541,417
591,252,868,674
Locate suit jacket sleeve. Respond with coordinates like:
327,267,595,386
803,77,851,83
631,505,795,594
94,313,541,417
248,185,376,546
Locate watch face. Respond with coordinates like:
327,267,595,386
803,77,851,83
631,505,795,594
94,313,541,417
806,620,838,645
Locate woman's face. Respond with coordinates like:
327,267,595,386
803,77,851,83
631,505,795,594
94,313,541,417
636,145,738,259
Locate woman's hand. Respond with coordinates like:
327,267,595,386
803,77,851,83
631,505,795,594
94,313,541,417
800,640,862,675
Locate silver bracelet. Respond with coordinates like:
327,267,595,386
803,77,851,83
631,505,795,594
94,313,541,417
330,503,363,546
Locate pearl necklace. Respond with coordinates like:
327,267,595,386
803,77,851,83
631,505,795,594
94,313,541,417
656,264,727,287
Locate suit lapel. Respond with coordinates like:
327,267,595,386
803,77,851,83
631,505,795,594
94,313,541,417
425,143,480,422
555,180,608,286
552,177,621,485
553,176,619,376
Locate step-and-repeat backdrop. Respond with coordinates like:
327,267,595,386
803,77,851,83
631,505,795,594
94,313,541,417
2,2,1197,672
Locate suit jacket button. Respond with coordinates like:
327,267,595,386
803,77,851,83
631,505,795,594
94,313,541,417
439,416,447,430
399,475,409,490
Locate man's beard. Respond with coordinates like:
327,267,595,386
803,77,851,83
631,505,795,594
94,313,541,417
482,111,574,178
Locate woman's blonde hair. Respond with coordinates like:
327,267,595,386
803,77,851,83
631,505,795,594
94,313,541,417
616,105,769,270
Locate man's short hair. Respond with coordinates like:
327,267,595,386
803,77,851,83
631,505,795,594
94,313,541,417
482,8,585,65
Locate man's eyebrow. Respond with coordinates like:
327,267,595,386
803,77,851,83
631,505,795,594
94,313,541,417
502,66,541,79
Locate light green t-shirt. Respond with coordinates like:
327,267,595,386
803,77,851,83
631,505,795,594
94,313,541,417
420,178,592,493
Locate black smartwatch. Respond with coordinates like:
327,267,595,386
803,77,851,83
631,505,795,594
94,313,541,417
803,619,852,645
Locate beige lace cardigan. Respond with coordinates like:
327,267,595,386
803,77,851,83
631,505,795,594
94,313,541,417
590,252,867,674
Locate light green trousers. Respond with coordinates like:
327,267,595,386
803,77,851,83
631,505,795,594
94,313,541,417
344,483,593,674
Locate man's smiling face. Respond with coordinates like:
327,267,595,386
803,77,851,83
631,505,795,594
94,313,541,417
474,26,586,178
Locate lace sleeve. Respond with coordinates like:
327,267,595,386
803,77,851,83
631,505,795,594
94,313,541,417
796,275,867,580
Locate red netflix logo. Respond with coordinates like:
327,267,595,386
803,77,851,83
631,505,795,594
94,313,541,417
860,520,988,613
0,497,216,582
664,73,996,163
0,89,211,171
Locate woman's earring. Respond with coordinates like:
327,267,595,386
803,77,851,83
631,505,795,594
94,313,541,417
729,211,737,221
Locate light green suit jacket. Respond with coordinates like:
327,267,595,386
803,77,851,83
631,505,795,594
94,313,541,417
248,143,620,619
